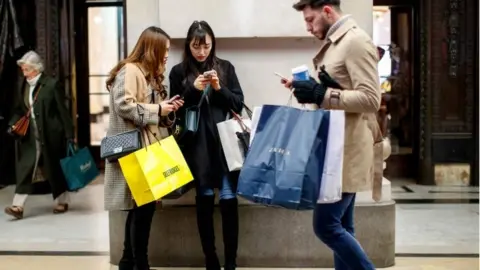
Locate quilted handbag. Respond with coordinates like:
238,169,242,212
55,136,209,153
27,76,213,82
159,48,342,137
100,104,150,162
100,129,142,162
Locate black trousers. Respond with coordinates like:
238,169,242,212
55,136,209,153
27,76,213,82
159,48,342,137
118,202,156,270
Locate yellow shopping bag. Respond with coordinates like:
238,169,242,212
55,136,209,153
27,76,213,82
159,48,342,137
119,136,194,206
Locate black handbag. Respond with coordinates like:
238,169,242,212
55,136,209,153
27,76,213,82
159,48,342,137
100,105,146,162
100,129,142,162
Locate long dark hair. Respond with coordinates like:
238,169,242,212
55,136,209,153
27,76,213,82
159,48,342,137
106,26,170,99
182,21,223,83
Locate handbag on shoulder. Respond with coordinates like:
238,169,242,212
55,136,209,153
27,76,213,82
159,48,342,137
100,105,145,162
12,86,42,137
172,85,210,142
11,116,30,137
100,129,143,162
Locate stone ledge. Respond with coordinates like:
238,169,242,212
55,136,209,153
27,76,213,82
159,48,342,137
161,178,393,207
109,200,395,268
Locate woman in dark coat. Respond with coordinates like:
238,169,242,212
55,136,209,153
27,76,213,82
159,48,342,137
4,50,74,219
169,21,244,270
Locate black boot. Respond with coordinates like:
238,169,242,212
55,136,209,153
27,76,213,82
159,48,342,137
196,196,221,270
119,202,156,270
220,198,239,270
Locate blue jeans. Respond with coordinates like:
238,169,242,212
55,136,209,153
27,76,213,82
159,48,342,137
313,193,375,270
197,175,236,200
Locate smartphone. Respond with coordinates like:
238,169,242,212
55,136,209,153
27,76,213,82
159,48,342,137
204,70,216,79
274,72,290,84
274,72,288,80
169,95,183,102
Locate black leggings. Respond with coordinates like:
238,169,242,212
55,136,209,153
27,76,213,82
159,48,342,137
118,202,156,270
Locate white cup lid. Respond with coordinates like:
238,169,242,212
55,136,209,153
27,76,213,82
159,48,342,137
292,65,309,74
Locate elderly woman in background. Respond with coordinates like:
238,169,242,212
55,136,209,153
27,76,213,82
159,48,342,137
4,50,74,220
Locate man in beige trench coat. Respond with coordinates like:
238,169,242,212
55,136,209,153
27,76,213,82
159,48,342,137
282,0,382,269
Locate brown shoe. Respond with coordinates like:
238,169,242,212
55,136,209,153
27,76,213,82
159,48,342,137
53,204,69,214
5,206,24,219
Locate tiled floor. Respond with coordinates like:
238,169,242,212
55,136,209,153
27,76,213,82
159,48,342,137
0,185,108,253
396,204,479,254
0,179,478,255
0,256,478,270
390,178,479,201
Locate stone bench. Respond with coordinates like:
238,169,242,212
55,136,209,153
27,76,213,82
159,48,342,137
109,178,395,268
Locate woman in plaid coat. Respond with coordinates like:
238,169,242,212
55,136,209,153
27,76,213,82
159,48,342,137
104,26,184,270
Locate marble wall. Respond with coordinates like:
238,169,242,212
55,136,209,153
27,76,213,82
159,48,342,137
126,0,374,107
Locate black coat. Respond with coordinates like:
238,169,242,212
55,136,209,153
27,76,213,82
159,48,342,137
169,59,244,189
9,74,74,198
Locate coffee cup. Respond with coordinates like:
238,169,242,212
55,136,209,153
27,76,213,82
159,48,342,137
292,65,310,81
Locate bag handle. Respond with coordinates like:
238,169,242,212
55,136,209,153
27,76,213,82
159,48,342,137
135,104,153,147
242,102,253,119
231,110,250,133
136,104,165,149
225,102,252,121
66,142,76,156
24,85,42,118
286,88,307,108
197,84,211,108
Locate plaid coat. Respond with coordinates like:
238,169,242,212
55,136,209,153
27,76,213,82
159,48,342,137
104,63,172,211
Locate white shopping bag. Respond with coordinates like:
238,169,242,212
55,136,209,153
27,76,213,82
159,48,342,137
217,116,252,171
249,106,263,146
317,110,345,204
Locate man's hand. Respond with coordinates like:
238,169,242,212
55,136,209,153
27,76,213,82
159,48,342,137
291,77,327,105
280,77,293,89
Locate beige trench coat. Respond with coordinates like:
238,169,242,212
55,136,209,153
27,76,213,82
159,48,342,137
312,18,384,199
104,63,172,211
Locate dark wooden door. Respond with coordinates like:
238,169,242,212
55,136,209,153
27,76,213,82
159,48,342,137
417,0,478,186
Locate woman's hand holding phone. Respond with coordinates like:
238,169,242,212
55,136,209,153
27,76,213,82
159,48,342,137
169,95,184,110
194,70,219,91
204,70,220,90
203,70,216,79
194,75,209,91
159,95,184,116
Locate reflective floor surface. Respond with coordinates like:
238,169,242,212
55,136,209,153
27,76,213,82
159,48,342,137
0,256,478,270
0,183,478,255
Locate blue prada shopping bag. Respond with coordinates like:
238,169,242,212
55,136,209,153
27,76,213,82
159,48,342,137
60,143,99,191
237,105,330,210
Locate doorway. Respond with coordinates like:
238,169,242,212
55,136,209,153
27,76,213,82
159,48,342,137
74,0,126,167
373,0,419,181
